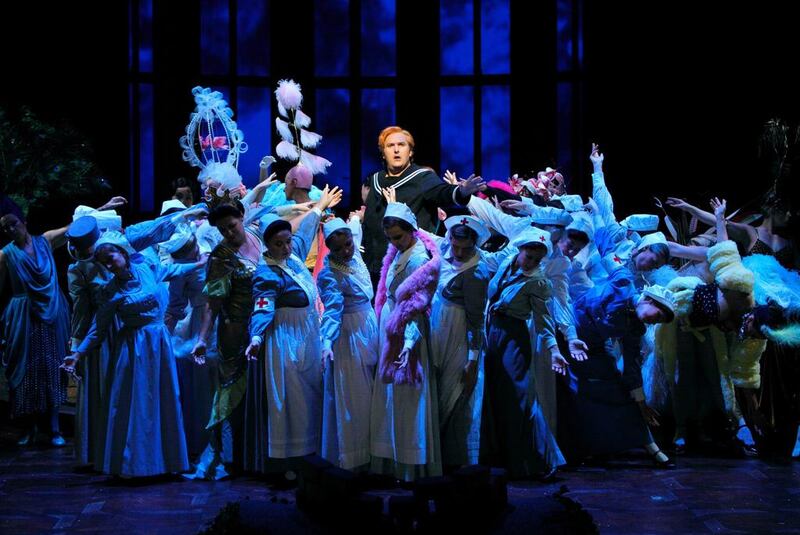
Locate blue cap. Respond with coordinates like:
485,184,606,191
66,216,100,252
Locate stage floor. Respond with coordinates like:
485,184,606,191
1,427,797,534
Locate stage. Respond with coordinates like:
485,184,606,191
1,420,796,534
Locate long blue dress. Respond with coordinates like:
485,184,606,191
557,267,652,460
480,256,566,478
370,238,442,481
78,256,197,477
2,236,69,419
430,252,489,466
69,216,179,467
246,211,322,468
318,219,378,470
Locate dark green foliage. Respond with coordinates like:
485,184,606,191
0,106,103,216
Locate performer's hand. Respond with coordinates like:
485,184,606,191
589,142,604,171
382,186,397,204
638,401,660,427
316,185,343,211
551,351,569,376
437,208,448,222
321,349,334,373
710,197,727,219
290,201,315,216
245,342,261,361
462,360,478,397
458,174,486,197
395,348,410,369
61,353,81,382
349,206,366,222
568,339,589,361
665,197,691,211
443,169,459,185
500,199,527,214
99,196,128,211
255,171,277,190
191,340,207,365
259,155,276,170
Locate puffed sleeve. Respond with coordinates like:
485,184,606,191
707,240,754,294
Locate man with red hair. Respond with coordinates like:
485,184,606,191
362,126,485,283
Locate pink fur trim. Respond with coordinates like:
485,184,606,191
375,231,441,387
478,179,517,200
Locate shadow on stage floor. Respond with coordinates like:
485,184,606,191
0,416,798,534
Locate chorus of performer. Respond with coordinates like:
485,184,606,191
2,129,799,482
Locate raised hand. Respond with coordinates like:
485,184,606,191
458,174,486,197
589,143,604,170
710,197,726,219
443,169,460,186
665,197,692,211
99,196,128,211
316,185,344,211
255,172,277,190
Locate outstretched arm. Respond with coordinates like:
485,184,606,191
590,143,618,229
667,197,756,249
43,225,69,249
667,241,708,262
711,197,728,242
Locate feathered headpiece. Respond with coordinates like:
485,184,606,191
274,79,331,178
179,86,248,176
179,87,249,207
